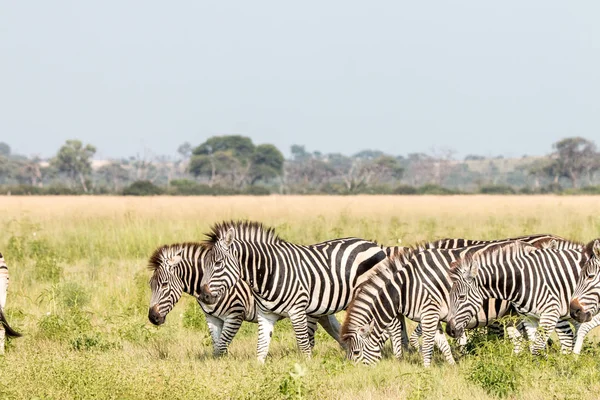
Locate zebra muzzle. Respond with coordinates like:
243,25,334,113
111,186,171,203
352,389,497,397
445,321,463,339
199,284,220,304
148,305,165,326
570,298,592,323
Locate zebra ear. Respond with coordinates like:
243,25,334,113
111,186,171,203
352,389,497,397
593,240,600,258
224,228,236,249
542,239,558,249
358,320,374,338
168,255,182,267
464,260,479,282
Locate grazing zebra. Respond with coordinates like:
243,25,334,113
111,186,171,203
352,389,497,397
0,252,22,354
446,240,600,355
147,243,342,356
198,221,394,362
571,240,600,324
341,235,580,367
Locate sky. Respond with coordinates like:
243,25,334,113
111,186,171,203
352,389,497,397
1,1,599,160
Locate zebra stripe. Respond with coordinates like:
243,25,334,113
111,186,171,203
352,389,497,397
0,252,22,355
147,243,341,356
447,239,600,355
341,235,580,367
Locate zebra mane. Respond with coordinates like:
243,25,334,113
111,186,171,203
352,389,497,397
203,220,282,248
449,240,538,279
148,242,205,271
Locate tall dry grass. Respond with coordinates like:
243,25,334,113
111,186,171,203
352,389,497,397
0,195,599,400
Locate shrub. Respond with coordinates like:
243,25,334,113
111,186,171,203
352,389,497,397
393,185,418,195
243,186,271,195
479,185,516,194
182,301,206,330
59,282,91,309
122,180,164,196
417,184,457,195
466,340,521,398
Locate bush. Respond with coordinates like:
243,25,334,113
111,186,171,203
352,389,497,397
243,186,271,195
182,301,207,330
578,185,600,195
417,184,458,195
393,185,418,195
479,185,516,194
122,181,164,196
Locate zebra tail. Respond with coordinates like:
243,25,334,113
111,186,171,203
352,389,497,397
0,307,22,338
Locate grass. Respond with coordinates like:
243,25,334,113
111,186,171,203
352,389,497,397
1,195,600,399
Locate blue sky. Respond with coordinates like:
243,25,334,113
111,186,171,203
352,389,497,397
1,1,599,160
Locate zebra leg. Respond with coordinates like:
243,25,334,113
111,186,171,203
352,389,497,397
506,324,524,354
409,323,422,352
434,325,455,365
420,314,440,368
574,315,600,355
554,320,574,354
306,316,318,349
288,309,312,358
213,315,244,357
205,314,224,355
256,311,280,363
387,315,405,359
531,312,559,355
317,314,342,347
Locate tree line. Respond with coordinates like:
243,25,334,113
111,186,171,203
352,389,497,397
0,136,599,195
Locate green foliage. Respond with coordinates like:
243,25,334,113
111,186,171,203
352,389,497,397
242,185,271,195
59,282,91,309
417,184,459,195
393,185,418,194
279,363,308,400
479,185,516,194
122,180,164,196
70,332,120,352
466,340,521,398
182,301,206,331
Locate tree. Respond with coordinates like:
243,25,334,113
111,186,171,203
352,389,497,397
177,142,193,161
97,162,130,192
50,139,96,192
250,144,284,184
0,142,10,157
552,137,599,188
189,135,256,187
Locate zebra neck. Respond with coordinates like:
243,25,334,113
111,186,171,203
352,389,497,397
178,259,202,297
477,265,521,300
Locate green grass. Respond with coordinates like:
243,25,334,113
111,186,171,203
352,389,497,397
1,195,600,399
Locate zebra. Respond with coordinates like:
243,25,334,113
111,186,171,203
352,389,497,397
0,252,22,354
570,240,600,325
446,239,600,355
147,242,342,356
198,221,390,362
340,235,581,367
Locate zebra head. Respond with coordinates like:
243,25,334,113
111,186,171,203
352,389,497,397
341,320,383,365
446,257,483,339
570,239,600,323
148,247,185,326
199,228,240,305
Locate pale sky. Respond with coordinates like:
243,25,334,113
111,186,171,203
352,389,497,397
1,1,599,160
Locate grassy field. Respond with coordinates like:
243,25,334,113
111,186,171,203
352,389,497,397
1,195,599,400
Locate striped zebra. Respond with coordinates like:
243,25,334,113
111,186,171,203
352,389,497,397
341,235,581,367
147,243,342,356
198,221,389,362
446,239,600,355
570,240,600,325
0,252,22,354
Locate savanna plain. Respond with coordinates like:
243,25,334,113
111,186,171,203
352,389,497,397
1,195,599,400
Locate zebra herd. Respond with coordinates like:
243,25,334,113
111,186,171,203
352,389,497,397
147,220,600,367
